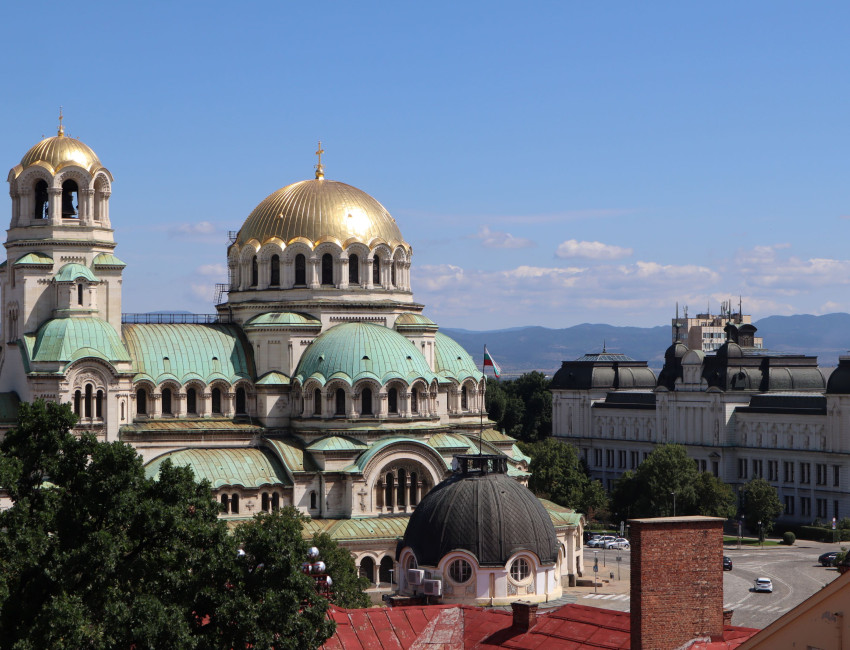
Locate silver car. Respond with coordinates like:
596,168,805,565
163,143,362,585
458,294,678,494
753,577,773,593
604,537,630,549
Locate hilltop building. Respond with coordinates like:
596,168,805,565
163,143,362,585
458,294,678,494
552,320,849,525
0,122,583,594
672,302,763,352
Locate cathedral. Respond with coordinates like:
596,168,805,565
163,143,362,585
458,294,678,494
0,122,583,596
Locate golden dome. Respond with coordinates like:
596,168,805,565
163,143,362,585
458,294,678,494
236,179,408,251
15,133,103,177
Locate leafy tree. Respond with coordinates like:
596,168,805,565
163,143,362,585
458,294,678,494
485,373,550,442
312,532,370,609
520,438,608,518
693,471,737,518
0,400,362,650
742,477,784,541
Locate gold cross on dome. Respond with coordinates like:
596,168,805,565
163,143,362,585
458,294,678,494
315,141,325,179
58,106,65,137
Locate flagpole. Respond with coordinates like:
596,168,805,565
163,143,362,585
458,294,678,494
480,345,485,455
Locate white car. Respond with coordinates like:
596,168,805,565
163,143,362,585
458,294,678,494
588,535,615,548
753,577,773,593
604,537,630,550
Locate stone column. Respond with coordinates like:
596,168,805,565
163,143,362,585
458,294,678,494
365,259,374,289
339,257,349,289
152,394,162,419
378,392,388,418
201,391,211,417
176,392,187,417
80,188,94,225
48,187,62,225
101,191,111,225
224,392,235,418
308,257,320,289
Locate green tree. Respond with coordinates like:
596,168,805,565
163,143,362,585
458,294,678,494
520,438,608,518
0,400,361,650
312,532,370,609
485,373,550,442
693,471,737,518
742,478,784,541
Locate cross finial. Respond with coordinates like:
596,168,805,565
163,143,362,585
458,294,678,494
58,106,65,137
314,141,325,179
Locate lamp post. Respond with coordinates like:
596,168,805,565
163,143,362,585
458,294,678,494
671,491,676,517
758,520,763,548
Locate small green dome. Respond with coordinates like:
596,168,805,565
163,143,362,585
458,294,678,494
394,313,437,329
434,332,483,383
25,318,130,365
54,263,98,283
294,322,436,387
244,312,321,328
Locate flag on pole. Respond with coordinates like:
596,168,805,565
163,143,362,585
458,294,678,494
483,346,501,379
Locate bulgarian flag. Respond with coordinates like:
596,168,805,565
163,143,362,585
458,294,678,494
483,346,501,379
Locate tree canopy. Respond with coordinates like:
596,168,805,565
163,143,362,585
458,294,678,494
0,400,362,650
520,438,608,519
486,373,551,442
611,444,736,520
742,477,784,540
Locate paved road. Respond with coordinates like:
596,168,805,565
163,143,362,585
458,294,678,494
571,541,844,630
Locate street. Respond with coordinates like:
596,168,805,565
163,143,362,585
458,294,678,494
574,541,844,630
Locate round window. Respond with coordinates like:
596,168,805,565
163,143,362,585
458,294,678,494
510,557,531,582
448,558,472,584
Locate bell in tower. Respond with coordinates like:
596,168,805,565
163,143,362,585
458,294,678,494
61,180,78,218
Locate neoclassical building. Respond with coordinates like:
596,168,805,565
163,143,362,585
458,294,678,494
552,321,850,526
0,124,583,595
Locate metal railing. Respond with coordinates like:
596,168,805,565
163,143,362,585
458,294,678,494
121,313,230,324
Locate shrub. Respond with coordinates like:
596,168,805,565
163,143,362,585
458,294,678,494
782,531,796,545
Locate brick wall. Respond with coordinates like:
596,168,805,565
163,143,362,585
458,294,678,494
630,516,724,650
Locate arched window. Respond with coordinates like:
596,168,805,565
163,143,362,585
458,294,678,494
235,387,246,415
361,387,373,416
411,390,418,414
270,254,280,286
211,387,221,414
162,388,172,415
372,257,381,285
294,254,306,285
74,390,81,416
335,388,346,416
385,473,395,507
321,253,333,285
250,256,258,287
121,401,125,420
379,557,394,585
510,557,531,582
61,180,78,218
261,493,270,512
461,385,468,411
230,493,240,514
388,387,398,414
410,471,419,505
310,491,317,509
397,468,407,507
220,494,230,514
271,492,280,511
359,557,375,585
449,558,472,584
33,180,48,219
186,388,197,414
349,254,359,284
77,283,84,306
314,388,322,416
84,384,93,418
391,262,397,287
95,390,103,419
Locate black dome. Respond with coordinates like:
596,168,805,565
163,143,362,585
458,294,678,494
401,455,558,567
827,357,850,394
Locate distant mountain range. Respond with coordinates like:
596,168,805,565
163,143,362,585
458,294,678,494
442,313,850,378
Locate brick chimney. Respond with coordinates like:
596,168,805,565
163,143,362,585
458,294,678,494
511,601,538,631
629,516,725,650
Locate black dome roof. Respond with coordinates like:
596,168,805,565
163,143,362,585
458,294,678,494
401,455,558,567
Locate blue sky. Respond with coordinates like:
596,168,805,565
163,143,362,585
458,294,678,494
2,2,849,329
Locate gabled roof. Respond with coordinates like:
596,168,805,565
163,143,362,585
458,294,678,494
264,437,319,473
122,323,254,385
23,317,130,366
255,371,290,385
144,447,292,489
306,435,368,452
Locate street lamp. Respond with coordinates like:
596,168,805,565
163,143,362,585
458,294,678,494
671,492,676,517
758,520,763,548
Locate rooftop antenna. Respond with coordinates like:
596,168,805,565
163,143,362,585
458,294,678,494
314,141,325,179
739,295,743,319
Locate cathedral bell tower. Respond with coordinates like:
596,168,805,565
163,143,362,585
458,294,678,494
3,113,123,339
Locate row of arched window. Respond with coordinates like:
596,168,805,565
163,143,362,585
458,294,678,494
307,385,428,418
358,556,396,586
135,386,248,416
73,384,103,419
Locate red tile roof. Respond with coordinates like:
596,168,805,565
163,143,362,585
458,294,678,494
323,604,758,650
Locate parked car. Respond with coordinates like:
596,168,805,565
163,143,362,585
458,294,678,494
723,556,732,570
585,534,602,545
753,577,773,593
605,537,630,549
587,535,616,548
819,551,839,567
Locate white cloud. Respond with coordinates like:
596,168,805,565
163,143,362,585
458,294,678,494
170,221,217,237
473,226,535,249
555,239,633,260
196,263,227,278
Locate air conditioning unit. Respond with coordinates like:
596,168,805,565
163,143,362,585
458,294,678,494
407,569,424,585
422,579,442,596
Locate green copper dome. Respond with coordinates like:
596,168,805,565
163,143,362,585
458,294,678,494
434,332,483,383
54,263,98,283
294,322,436,387
24,318,130,365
